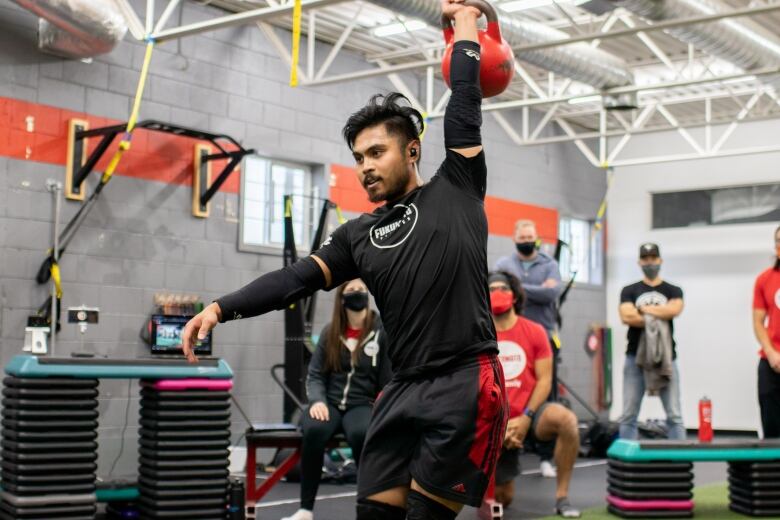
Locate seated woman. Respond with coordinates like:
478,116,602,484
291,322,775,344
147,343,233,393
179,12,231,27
282,278,391,520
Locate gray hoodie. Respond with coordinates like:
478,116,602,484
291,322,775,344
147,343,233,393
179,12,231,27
495,251,562,333
635,315,674,395
306,315,392,411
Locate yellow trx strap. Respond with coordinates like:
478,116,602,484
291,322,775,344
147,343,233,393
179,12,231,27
335,205,347,225
289,0,303,87
285,197,293,218
551,331,561,350
50,262,62,299
101,40,155,184
592,167,614,235
50,40,153,311
419,112,429,141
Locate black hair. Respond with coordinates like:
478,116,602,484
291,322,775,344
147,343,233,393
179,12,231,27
342,93,424,159
775,225,780,271
324,282,374,373
489,270,526,314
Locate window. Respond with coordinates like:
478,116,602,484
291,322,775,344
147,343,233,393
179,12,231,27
558,217,604,285
652,182,780,229
240,155,319,252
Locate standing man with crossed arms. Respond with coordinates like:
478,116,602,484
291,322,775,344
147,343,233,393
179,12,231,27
618,243,685,440
181,2,507,518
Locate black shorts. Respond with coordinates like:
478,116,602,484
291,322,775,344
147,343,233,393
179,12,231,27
494,402,554,485
357,353,507,507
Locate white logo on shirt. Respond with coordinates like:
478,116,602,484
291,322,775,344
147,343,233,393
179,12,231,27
635,291,668,308
497,340,527,383
369,203,419,249
463,49,480,61
774,288,780,310
363,341,379,357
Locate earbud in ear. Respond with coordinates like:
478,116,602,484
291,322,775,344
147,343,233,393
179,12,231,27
410,148,417,157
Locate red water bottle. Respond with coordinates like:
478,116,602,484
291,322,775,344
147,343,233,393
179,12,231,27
698,396,713,442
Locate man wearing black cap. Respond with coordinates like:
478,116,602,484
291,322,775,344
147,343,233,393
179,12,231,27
617,243,686,440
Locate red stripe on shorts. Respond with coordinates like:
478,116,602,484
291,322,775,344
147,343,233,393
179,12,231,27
487,356,508,477
468,354,507,475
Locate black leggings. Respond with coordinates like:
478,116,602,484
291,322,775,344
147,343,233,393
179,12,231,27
758,358,780,438
299,404,371,510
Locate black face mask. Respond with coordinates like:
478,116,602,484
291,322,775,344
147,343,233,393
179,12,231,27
642,264,661,280
516,241,536,256
343,292,369,311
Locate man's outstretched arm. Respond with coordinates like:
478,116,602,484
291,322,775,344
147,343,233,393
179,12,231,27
181,256,332,361
443,0,483,158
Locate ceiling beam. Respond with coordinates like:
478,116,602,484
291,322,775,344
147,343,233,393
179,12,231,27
422,66,780,117
515,110,780,146
151,0,346,42
512,2,780,54
308,2,780,85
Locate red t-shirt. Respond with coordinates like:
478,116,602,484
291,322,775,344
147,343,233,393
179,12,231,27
496,316,552,419
753,267,780,358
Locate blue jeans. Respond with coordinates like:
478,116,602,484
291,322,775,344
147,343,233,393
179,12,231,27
618,354,686,440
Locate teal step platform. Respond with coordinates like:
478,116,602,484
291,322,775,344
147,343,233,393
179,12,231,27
5,356,232,379
95,486,139,502
608,439,780,462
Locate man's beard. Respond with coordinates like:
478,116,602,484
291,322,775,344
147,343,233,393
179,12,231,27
367,164,411,203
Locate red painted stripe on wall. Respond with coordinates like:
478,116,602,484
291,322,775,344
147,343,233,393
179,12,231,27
0,96,558,240
484,196,558,241
328,163,382,214
329,162,559,239
0,96,241,193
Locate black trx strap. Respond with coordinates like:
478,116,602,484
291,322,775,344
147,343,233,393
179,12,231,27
281,195,339,422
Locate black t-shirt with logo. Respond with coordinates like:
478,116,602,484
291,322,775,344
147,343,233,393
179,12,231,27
315,150,497,379
620,280,684,357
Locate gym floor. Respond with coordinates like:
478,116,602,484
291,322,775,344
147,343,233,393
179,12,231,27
251,453,731,519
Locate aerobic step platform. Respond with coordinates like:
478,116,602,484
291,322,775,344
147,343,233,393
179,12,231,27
607,440,780,518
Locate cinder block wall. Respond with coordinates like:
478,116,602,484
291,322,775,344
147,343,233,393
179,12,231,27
0,0,606,475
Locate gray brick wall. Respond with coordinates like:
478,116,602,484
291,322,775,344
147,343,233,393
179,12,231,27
0,0,607,476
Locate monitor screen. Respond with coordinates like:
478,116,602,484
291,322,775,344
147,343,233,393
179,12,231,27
150,315,211,355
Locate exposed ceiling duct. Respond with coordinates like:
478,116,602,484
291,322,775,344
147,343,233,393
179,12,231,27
12,0,127,59
375,0,635,89
612,0,780,75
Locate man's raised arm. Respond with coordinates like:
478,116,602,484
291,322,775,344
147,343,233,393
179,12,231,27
442,0,483,158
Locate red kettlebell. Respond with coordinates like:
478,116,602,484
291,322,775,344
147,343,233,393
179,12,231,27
441,0,515,98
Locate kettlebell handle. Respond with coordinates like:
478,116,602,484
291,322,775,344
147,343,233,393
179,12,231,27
440,0,499,30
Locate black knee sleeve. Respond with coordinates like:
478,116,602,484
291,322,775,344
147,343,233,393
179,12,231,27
406,490,458,520
356,497,406,520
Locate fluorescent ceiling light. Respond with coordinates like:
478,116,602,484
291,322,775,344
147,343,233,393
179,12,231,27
500,0,587,13
373,20,427,37
568,94,601,105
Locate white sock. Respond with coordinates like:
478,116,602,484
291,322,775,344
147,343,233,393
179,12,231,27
281,509,313,520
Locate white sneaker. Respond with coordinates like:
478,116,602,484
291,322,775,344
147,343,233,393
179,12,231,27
281,509,313,520
540,460,557,478
555,497,581,518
